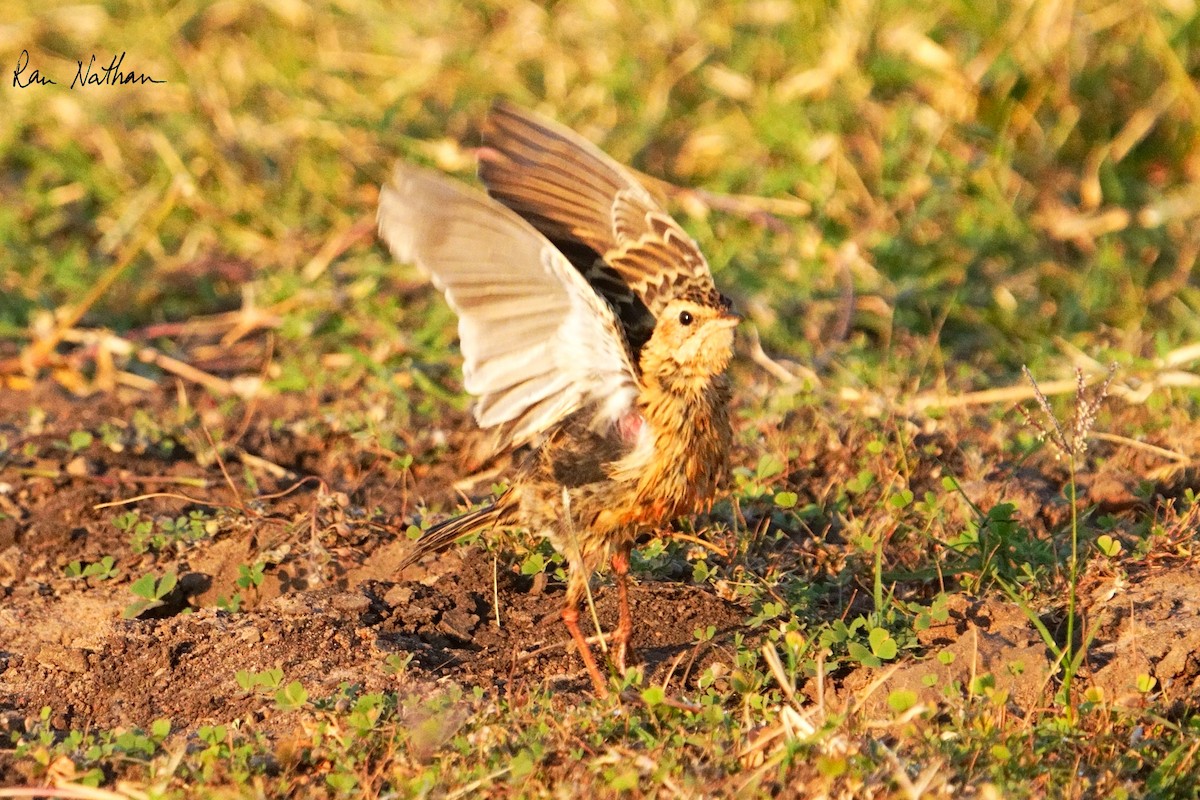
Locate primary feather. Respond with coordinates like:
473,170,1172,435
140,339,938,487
377,165,639,450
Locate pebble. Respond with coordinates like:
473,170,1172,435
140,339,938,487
65,457,90,477
332,592,370,614
36,645,88,673
383,584,412,608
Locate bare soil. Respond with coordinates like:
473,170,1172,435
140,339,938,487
1,382,1198,782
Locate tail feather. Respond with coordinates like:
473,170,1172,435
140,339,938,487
398,501,506,571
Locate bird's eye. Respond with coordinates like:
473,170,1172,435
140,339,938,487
679,311,693,326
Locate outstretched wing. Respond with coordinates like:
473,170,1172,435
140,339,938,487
479,100,718,322
378,165,639,449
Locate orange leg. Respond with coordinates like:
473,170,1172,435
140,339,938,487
562,602,609,697
611,546,633,673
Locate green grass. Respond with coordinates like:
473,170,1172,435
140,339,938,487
4,0,1200,797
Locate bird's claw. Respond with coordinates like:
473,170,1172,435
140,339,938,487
613,641,628,674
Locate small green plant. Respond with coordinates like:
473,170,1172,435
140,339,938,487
818,616,902,669
66,429,93,452
326,772,358,794
216,593,244,613
65,555,119,581
128,409,177,455
13,709,173,783
122,571,178,619
516,540,565,581
519,551,547,576
236,561,266,590
888,688,919,713
384,652,414,675
946,500,1052,591
774,490,798,508
236,668,284,693
914,593,950,632
114,718,172,757
159,510,214,543
97,421,125,452
275,680,309,711
1096,534,1122,557
113,508,214,554
732,452,786,498
112,510,155,551
236,668,308,710
845,469,875,495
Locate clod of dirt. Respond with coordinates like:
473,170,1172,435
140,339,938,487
1085,564,1200,710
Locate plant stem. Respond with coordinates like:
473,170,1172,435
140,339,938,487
1061,462,1079,711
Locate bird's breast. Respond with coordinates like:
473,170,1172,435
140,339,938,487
609,381,731,527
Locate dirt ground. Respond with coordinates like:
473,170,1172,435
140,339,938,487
1,382,1199,782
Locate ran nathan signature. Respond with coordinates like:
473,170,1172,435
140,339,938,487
12,50,166,88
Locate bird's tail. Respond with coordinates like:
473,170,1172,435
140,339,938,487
398,496,510,571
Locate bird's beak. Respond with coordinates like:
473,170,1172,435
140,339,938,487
714,310,742,328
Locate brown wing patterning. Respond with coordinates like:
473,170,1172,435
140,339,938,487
479,100,721,323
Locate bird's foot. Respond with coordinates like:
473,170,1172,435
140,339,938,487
612,641,638,675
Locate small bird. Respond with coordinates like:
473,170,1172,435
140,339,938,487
377,101,737,696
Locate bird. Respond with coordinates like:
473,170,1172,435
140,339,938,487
376,100,738,696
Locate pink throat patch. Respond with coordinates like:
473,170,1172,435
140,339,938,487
617,411,646,444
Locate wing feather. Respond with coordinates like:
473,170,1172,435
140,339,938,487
377,164,639,449
479,100,718,317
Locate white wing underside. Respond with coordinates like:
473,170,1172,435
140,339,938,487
378,165,639,449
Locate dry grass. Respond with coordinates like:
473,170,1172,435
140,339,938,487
3,0,1200,796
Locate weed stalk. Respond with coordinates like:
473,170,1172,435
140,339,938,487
1016,364,1115,713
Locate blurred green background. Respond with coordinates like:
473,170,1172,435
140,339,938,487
3,0,1199,394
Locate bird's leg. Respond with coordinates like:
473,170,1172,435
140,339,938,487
562,571,609,697
610,546,634,673
557,489,610,696
561,597,609,695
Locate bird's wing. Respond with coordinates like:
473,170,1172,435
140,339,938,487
479,99,718,319
378,164,639,449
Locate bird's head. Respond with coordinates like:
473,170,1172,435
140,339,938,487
641,295,739,389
